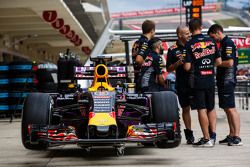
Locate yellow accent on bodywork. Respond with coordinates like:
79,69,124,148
88,82,114,92
88,113,117,126
68,83,75,88
88,64,115,92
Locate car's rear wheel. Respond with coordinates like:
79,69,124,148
21,93,52,150
152,91,181,148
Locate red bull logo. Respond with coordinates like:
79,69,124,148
194,47,216,59
192,42,202,50
192,41,214,52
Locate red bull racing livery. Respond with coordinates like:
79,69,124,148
21,57,181,156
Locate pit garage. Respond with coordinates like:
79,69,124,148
1,1,250,166
0,0,109,117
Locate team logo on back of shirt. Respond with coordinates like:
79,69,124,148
194,47,216,59
192,41,214,52
202,58,211,65
191,40,216,59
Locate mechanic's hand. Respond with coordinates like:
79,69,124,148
175,59,183,67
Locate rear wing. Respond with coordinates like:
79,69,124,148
74,66,127,80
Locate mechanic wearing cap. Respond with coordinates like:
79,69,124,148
208,24,243,146
166,25,195,144
140,37,166,93
184,18,221,147
132,20,155,92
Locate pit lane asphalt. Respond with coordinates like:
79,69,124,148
0,106,250,167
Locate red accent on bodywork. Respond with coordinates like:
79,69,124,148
48,130,57,133
33,78,39,84
32,65,38,71
27,124,31,135
109,111,116,118
42,127,78,141
89,112,95,119
173,122,176,131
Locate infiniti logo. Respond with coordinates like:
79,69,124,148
202,58,211,65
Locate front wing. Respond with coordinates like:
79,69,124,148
28,122,179,145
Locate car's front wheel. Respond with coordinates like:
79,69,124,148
21,93,52,150
152,91,181,148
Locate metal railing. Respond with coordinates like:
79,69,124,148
235,80,250,110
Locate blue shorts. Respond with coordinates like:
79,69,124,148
217,84,235,109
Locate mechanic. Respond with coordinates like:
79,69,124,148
184,18,222,147
166,25,195,144
208,24,243,146
132,20,155,92
140,37,166,93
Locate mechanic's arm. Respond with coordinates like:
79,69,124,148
157,74,166,86
135,55,144,66
218,59,233,67
168,60,183,72
215,57,223,67
135,41,148,66
184,62,191,71
213,42,222,67
183,45,192,71
154,55,166,87
166,49,174,72
218,41,236,67
183,53,192,71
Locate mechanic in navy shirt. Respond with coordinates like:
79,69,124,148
167,25,195,144
140,37,166,93
184,19,221,147
132,20,155,92
208,24,242,146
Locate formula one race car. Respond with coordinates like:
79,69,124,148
21,57,181,156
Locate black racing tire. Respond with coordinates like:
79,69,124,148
152,91,181,148
21,93,52,150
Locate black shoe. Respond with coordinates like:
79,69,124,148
184,129,195,144
219,135,233,145
228,136,243,146
193,138,213,147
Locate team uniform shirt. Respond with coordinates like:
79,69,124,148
167,41,189,89
140,51,162,91
185,34,221,89
131,35,150,79
216,35,238,87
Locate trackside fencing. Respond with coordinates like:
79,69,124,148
235,80,250,110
